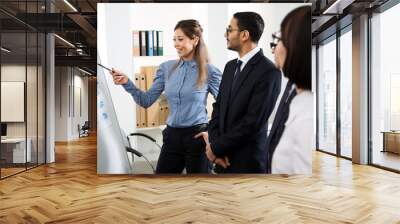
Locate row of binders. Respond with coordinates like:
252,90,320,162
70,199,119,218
133,31,164,57
135,66,169,128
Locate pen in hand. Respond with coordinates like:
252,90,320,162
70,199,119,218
110,68,129,85
97,63,129,85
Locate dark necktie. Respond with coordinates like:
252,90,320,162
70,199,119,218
231,60,243,91
265,81,297,173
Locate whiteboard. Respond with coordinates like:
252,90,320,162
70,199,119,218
1,82,25,122
97,55,132,174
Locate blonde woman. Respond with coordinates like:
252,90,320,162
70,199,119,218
111,20,222,174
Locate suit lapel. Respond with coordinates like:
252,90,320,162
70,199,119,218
230,50,263,101
220,62,237,128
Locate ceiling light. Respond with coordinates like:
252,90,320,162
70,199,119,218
63,0,78,12
323,0,355,15
54,34,75,48
78,67,92,76
1,47,11,53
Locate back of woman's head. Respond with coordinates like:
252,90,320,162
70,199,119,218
281,6,311,90
175,19,209,87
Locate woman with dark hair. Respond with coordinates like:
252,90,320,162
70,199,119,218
111,19,222,174
266,6,313,174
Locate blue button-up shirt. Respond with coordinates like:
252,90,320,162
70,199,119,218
122,59,222,128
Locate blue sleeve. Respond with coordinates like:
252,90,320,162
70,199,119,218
207,64,222,99
122,63,166,108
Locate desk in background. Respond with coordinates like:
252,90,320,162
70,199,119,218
381,131,400,154
1,138,32,164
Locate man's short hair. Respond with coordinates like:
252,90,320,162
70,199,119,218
233,12,265,43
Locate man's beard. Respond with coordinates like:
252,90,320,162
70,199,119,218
227,41,239,51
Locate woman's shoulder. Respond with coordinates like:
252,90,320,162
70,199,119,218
289,90,313,119
292,90,312,103
207,63,219,70
206,63,222,75
160,59,180,68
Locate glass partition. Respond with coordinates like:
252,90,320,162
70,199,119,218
0,1,46,179
38,32,45,165
370,3,400,171
339,28,352,158
27,30,38,169
1,30,28,177
317,36,337,155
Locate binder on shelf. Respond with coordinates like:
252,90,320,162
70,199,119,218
132,31,140,56
153,31,158,56
141,66,158,88
147,31,154,56
139,74,147,127
134,74,142,128
157,31,163,56
165,106,169,122
142,67,159,127
147,104,160,127
135,30,163,57
159,107,164,125
135,66,165,128
146,97,160,127
159,101,164,125
134,73,148,128
140,31,147,56
139,73,147,93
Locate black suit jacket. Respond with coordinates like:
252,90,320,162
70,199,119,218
208,49,281,173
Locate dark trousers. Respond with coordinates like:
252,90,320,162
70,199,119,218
155,124,209,174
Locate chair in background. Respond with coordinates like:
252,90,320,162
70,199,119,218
78,121,90,138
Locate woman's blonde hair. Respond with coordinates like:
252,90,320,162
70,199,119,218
172,19,209,88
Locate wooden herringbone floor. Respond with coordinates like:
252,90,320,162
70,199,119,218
1,135,400,223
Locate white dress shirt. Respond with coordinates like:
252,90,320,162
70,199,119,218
237,46,260,71
271,89,314,174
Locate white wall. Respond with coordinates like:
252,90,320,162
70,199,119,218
1,67,25,123
129,3,307,70
55,66,68,141
1,64,47,163
73,73,89,137
1,65,30,138
54,67,89,141
227,3,306,62
98,3,136,136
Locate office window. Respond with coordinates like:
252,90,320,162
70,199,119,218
318,37,337,155
0,1,47,179
371,3,400,171
339,29,352,158
1,31,28,178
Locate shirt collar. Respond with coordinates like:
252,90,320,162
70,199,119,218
238,46,260,67
179,59,197,68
